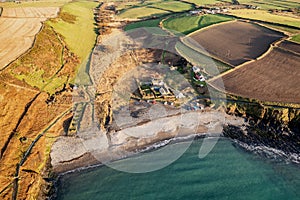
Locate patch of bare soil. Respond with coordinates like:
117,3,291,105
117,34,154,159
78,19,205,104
186,21,285,66
278,40,300,54
210,47,300,103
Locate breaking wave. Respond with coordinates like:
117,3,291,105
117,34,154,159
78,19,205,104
233,139,300,164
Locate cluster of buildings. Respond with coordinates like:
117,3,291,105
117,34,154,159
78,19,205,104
189,2,261,16
192,66,206,86
136,78,184,104
189,7,229,15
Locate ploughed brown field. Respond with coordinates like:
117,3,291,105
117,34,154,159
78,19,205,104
185,21,285,66
210,46,300,104
278,40,300,54
0,7,59,70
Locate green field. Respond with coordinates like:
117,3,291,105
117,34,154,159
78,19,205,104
238,0,300,10
182,0,231,6
116,0,164,10
118,6,170,19
150,1,193,12
48,1,97,60
163,14,233,35
124,18,169,35
124,18,162,31
291,34,300,43
264,23,300,34
229,9,300,28
48,0,98,85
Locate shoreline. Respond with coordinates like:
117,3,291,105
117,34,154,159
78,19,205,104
50,110,245,174
50,129,300,200
49,2,300,199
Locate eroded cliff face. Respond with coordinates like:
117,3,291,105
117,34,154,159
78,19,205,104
93,48,186,130
227,100,300,133
225,99,300,157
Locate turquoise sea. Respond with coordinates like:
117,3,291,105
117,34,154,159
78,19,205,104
56,138,300,200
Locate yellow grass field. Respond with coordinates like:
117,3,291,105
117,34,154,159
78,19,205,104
0,7,59,70
229,9,300,28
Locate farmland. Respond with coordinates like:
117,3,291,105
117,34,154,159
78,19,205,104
229,9,300,28
184,21,285,66
292,34,300,43
150,1,193,12
0,0,299,199
1,7,58,18
237,0,300,10
210,46,300,103
117,0,194,19
48,1,98,61
0,7,59,70
124,18,162,31
163,14,233,35
0,0,71,8
181,0,231,6
118,6,170,19
48,0,99,85
278,40,300,54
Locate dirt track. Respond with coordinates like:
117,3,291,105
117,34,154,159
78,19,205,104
210,47,300,103
186,21,285,66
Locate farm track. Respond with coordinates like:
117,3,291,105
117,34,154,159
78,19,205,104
11,107,71,200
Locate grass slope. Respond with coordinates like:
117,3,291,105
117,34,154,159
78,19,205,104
10,24,76,94
48,1,97,60
124,18,169,35
151,1,193,12
182,0,231,6
48,0,98,85
163,14,233,35
124,18,162,31
238,0,300,10
118,6,170,19
292,34,300,43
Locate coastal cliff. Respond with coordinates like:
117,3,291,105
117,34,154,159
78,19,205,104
224,99,300,161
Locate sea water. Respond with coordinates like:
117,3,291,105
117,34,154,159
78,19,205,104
56,138,300,200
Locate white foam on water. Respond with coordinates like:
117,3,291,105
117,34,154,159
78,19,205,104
234,139,300,164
